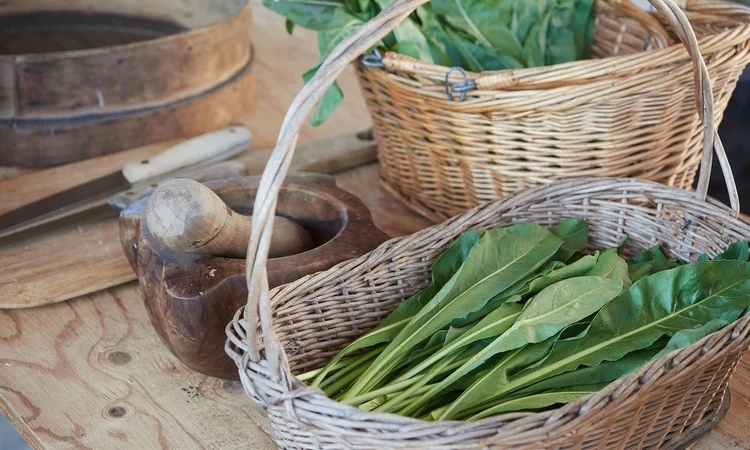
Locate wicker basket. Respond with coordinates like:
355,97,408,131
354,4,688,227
226,1,750,448
356,0,750,221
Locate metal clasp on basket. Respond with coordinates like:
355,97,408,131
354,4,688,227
445,67,476,102
361,48,385,69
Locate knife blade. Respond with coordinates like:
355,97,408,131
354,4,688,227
0,126,252,242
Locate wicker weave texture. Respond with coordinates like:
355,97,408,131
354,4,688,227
358,0,750,222
225,0,749,448
227,178,750,449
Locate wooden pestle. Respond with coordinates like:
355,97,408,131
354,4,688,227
145,178,315,258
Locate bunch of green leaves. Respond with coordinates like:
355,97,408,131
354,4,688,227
265,0,596,125
300,219,750,421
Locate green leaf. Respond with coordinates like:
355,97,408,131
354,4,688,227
342,223,562,399
311,230,483,386
512,346,660,397
526,254,598,295
301,10,364,126
370,0,433,63
521,14,550,67
394,301,524,383
627,245,684,283
550,218,589,262
319,345,383,395
431,0,520,58
434,276,623,419
285,18,295,34
444,320,479,345
392,19,435,63
458,37,524,71
568,0,596,60
310,83,343,126
372,345,469,413
543,0,588,65
489,260,750,402
452,260,565,327
302,64,343,128
392,41,421,59
387,331,449,381
616,235,628,255
510,0,546,43
715,241,749,261
584,248,631,289
415,6,457,66
652,318,731,361
432,230,487,288
467,384,607,420
264,0,345,30
437,327,565,419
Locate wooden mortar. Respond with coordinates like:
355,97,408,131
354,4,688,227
0,0,254,167
120,173,390,379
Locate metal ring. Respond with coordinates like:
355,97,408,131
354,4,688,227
444,67,475,102
361,48,385,69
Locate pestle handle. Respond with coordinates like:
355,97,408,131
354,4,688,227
146,179,314,258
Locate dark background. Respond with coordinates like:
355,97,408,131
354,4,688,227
707,66,750,212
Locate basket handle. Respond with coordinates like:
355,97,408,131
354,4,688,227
243,0,739,388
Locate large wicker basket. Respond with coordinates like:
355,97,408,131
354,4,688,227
356,0,750,221
226,1,750,448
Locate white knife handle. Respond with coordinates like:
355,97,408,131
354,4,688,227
121,126,253,184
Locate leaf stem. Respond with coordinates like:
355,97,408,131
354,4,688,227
341,378,416,406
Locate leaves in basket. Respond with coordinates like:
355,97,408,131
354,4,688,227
510,346,661,398
392,301,524,385
627,244,685,283
651,318,732,362
264,0,344,30
583,248,631,289
449,218,590,328
431,276,623,419
267,0,596,124
306,218,748,422
474,260,750,408
430,0,520,59
466,383,607,421
310,229,484,386
550,218,590,262
341,223,563,399
715,240,750,262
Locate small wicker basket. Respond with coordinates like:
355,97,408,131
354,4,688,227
356,0,750,221
226,0,750,448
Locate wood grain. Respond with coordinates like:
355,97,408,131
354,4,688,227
0,0,376,308
0,2,744,448
12,7,251,118
0,133,378,309
0,59,257,167
144,178,315,258
123,174,390,379
0,164,747,450
0,0,255,166
0,284,277,450
0,57,14,118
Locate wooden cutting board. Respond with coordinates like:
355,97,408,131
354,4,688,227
0,131,378,308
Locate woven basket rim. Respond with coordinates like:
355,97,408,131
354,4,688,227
226,176,750,434
233,0,748,445
229,309,748,432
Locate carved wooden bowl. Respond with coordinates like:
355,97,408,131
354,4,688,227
120,173,389,379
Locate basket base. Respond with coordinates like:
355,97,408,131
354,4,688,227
663,390,731,450
379,176,448,223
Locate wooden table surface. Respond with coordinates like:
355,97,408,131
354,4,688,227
1,4,748,449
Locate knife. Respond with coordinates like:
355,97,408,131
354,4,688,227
0,126,252,244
